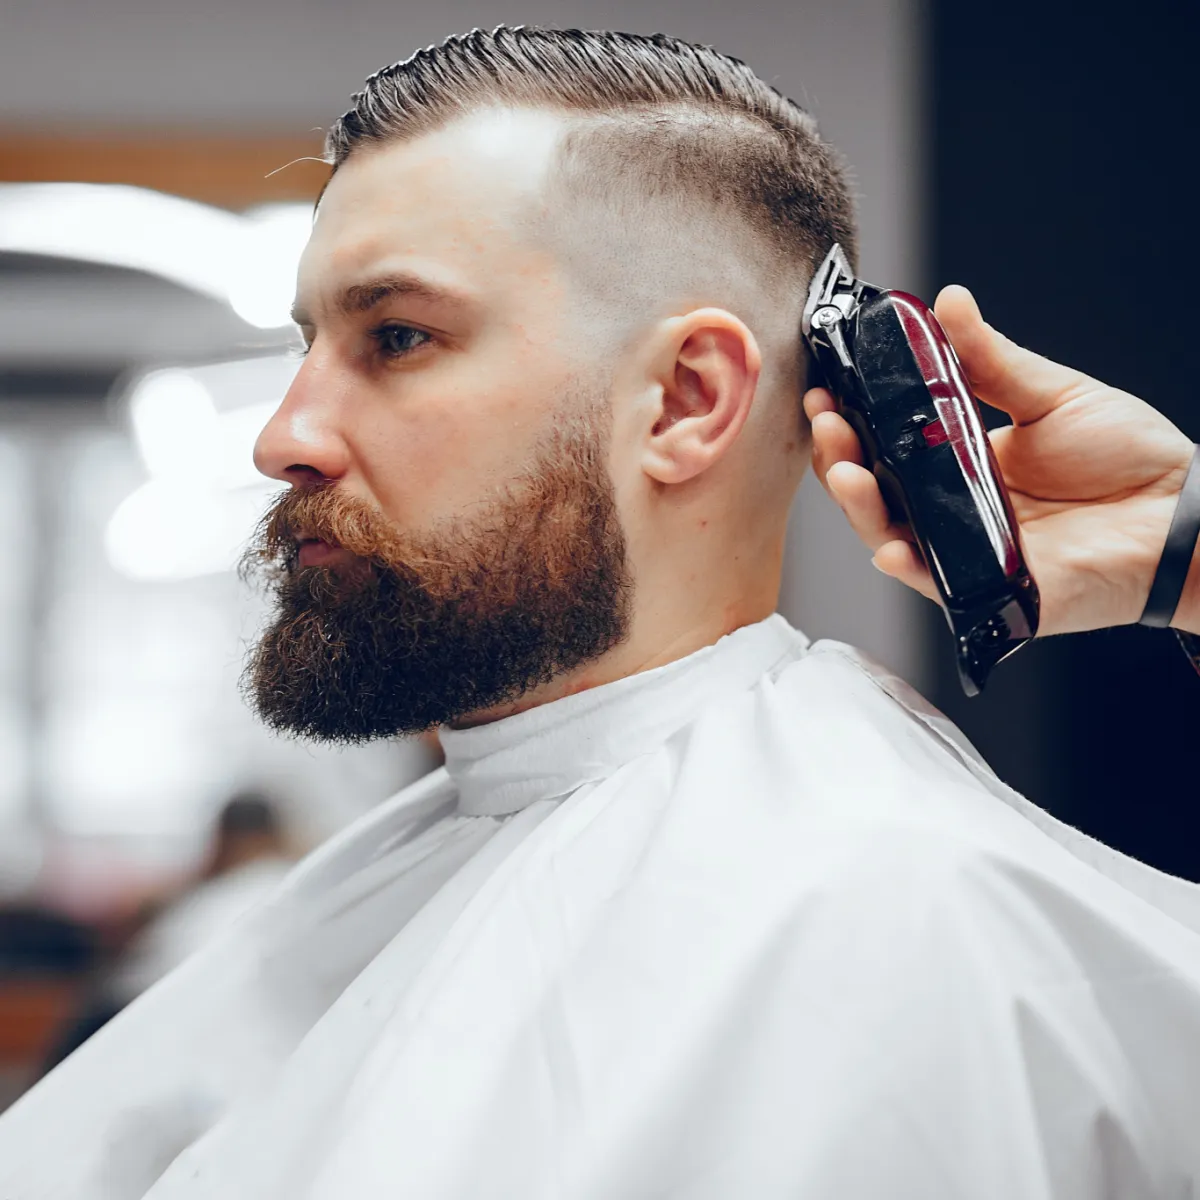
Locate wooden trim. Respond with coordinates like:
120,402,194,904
0,129,331,210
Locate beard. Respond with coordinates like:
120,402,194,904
240,410,633,743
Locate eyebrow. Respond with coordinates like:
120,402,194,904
290,272,474,327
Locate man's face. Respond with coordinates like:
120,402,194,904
246,110,633,740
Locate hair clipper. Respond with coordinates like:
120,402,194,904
801,244,1039,695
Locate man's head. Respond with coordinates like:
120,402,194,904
206,792,287,878
246,26,857,741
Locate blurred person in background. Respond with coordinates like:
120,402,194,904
2,25,1200,1200
109,792,293,1001
40,792,294,1073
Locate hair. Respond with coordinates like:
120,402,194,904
198,790,286,879
216,791,281,840
325,26,857,280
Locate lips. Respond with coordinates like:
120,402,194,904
297,537,350,569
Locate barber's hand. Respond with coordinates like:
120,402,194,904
804,285,1198,637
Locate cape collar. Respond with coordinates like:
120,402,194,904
440,615,807,817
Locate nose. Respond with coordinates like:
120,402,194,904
253,356,351,486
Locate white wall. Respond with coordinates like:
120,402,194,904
0,0,925,680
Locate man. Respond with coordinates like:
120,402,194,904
3,26,1199,1199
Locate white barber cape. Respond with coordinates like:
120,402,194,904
4,615,1200,1199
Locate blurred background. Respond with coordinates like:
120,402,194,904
0,0,1194,1106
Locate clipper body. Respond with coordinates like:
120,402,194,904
802,245,1039,695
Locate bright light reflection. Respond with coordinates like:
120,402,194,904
229,204,313,329
0,183,311,329
131,371,220,481
105,479,283,582
0,183,238,299
111,355,297,581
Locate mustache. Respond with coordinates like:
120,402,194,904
241,411,616,603
240,480,505,606
242,483,402,579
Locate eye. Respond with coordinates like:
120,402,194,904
370,323,433,360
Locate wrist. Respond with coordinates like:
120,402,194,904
1138,442,1200,633
1170,541,1200,635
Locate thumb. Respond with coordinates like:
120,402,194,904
934,284,1092,426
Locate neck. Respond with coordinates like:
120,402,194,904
450,588,778,730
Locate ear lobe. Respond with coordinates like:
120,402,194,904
643,311,761,486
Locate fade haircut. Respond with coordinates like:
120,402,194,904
323,26,859,416
326,26,857,274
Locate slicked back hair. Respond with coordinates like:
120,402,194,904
325,26,858,282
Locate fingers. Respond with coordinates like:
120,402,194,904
802,387,837,421
934,284,1093,426
826,461,914,553
809,408,863,494
805,391,937,605
805,386,864,493
872,540,939,602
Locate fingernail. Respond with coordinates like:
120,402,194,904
870,556,885,572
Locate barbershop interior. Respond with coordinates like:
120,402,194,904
0,0,1194,1112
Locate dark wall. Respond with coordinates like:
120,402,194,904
927,1,1200,879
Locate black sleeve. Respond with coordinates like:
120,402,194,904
1176,630,1200,678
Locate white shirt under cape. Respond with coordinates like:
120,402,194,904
4,615,1200,1199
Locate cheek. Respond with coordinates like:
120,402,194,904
351,406,460,521
348,363,559,526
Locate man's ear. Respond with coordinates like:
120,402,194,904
641,308,761,486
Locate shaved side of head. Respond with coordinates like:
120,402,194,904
525,107,818,430
323,27,857,434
